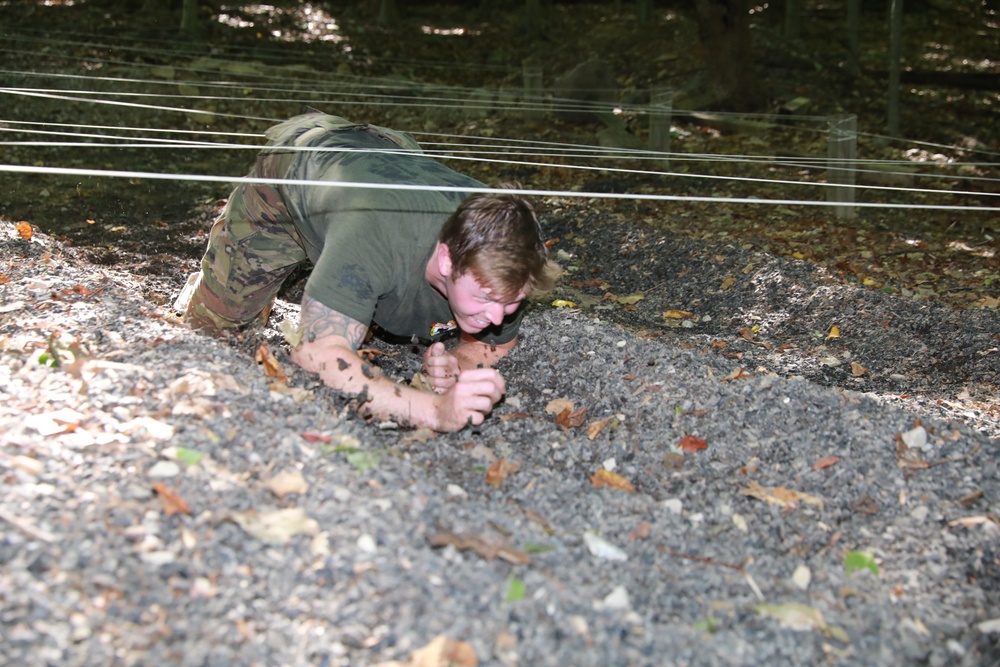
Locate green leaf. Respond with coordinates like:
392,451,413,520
346,449,380,473
844,550,879,576
176,447,204,466
694,616,719,634
524,543,555,553
505,576,526,602
37,352,58,367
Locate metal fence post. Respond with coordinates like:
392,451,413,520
522,63,544,121
827,113,857,220
648,87,672,167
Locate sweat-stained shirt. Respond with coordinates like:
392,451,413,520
264,113,524,345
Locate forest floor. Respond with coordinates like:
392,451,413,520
2,2,1000,666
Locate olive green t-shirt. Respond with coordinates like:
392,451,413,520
268,114,523,344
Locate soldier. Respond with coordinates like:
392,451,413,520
183,112,559,432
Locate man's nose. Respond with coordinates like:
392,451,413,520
485,302,504,325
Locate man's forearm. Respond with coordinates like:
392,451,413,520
292,341,439,429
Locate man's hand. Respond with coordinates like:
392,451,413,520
422,342,460,393
291,294,505,433
434,368,506,431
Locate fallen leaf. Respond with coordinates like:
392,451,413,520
755,601,827,632
266,470,309,499
740,481,823,510
590,468,635,492
587,416,614,440
827,325,840,339
544,398,574,415
230,508,319,545
616,293,645,305
850,362,868,376
720,276,736,290
663,309,693,319
485,459,521,487
722,367,754,382
844,550,879,576
152,482,192,516
812,455,840,471
16,221,33,241
556,406,588,428
505,576,526,602
677,434,708,452
738,327,774,350
895,431,929,473
550,299,576,308
255,343,288,382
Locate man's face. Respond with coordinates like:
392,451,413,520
447,271,525,334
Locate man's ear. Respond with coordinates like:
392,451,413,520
436,242,453,277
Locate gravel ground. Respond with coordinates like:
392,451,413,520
2,217,999,667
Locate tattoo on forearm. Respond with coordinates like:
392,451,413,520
300,294,368,349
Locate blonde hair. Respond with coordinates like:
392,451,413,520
439,193,560,301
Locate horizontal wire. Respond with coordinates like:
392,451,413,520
2,163,993,211
4,136,997,198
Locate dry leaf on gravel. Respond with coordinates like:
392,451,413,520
556,406,588,428
587,416,614,440
740,481,823,510
485,458,520,487
850,362,868,376
16,221,33,241
152,482,192,516
895,431,930,473
255,343,288,382
544,398,574,415
663,309,693,319
230,508,319,545
590,468,635,492
677,434,708,452
372,635,478,667
266,470,309,499
812,455,840,470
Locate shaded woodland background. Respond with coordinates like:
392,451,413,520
0,0,997,312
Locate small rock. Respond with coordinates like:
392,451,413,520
447,484,468,498
357,534,377,554
910,505,930,522
583,532,627,561
662,498,683,515
792,565,811,590
594,585,631,611
147,461,180,478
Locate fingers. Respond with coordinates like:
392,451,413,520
422,343,460,393
435,368,506,431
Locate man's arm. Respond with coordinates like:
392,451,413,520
291,294,505,432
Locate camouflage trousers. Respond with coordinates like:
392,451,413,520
183,114,421,334
183,147,304,333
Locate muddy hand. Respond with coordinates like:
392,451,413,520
422,342,460,394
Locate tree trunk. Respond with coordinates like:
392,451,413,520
378,0,398,27
180,0,199,34
694,0,763,110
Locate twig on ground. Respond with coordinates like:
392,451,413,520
657,545,765,600
0,507,58,543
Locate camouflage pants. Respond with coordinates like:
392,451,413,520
184,115,421,333
184,145,305,333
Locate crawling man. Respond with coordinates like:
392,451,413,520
183,112,559,432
